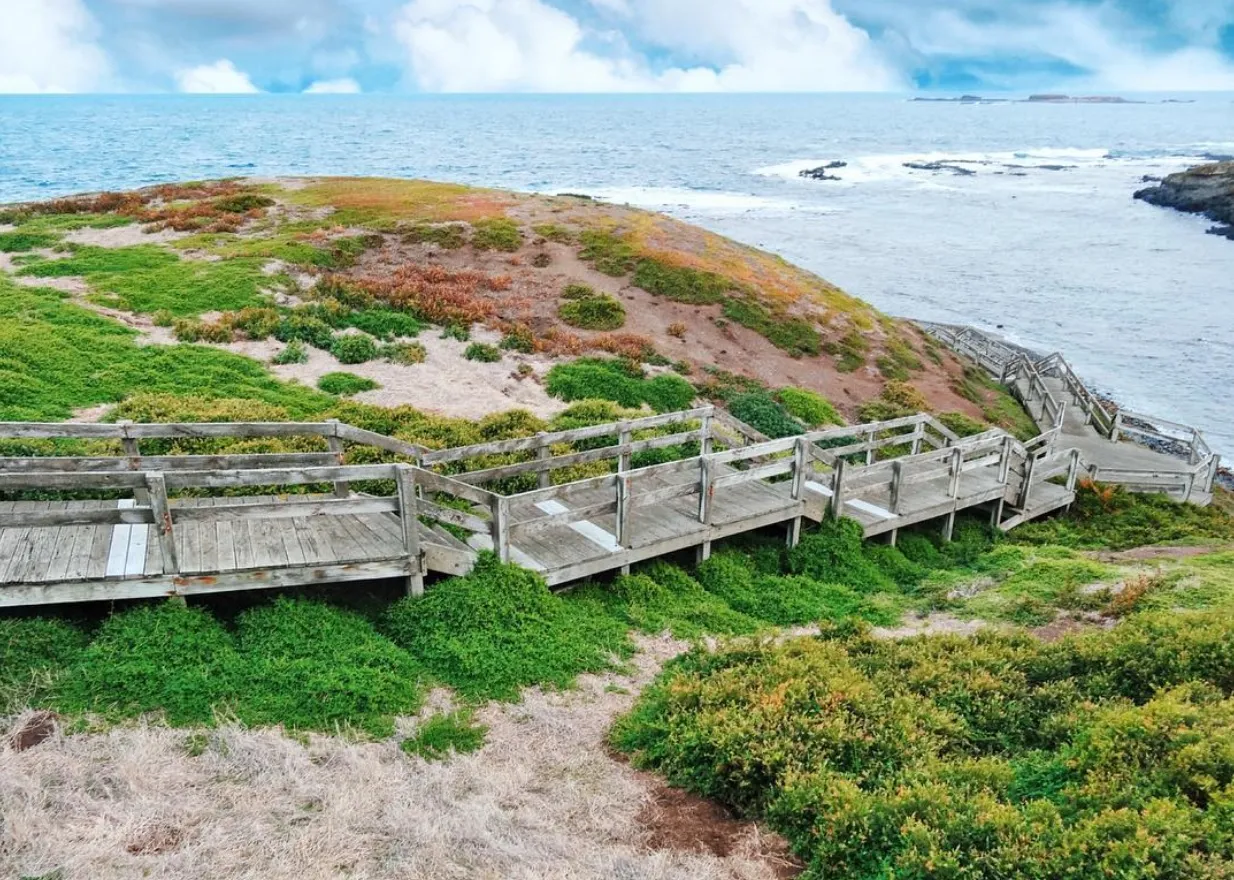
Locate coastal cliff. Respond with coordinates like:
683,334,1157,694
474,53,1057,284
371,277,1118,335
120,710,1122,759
1134,161,1234,240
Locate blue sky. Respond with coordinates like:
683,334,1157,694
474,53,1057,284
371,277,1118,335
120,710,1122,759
4,0,1234,94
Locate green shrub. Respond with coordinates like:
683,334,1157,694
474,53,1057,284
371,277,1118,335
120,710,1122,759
274,313,335,350
402,222,468,249
571,564,762,640
382,341,427,365
227,306,281,340
533,223,577,244
825,331,869,372
0,617,87,713
440,323,471,342
272,339,308,365
788,519,894,592
728,392,804,439
213,193,275,213
318,372,379,396
56,603,244,726
499,327,535,353
776,387,843,428
615,610,1234,880
579,229,637,276
384,554,630,701
331,333,379,365
345,308,424,341
633,260,731,305
401,710,488,760
471,218,523,252
235,598,423,738
938,411,987,437
558,284,627,331
544,358,694,413
172,318,234,344
464,342,502,363
0,231,60,252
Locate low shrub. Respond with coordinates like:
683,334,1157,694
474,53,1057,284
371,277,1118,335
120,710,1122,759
318,372,379,396
544,358,695,413
56,603,243,726
272,339,308,365
615,609,1234,880
172,318,234,344
344,307,424,341
728,392,804,439
471,218,523,252
0,230,60,252
788,519,894,592
440,323,470,342
776,387,843,428
382,341,427,365
464,342,502,363
384,554,630,701
579,229,637,276
938,410,987,437
401,710,488,760
402,222,468,249
558,284,627,331
1,617,87,713
274,313,335,350
331,333,379,364
499,326,535,353
236,598,423,738
213,193,275,213
227,306,281,340
824,330,869,372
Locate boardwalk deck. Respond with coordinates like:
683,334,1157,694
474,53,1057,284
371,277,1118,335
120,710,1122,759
0,409,1085,606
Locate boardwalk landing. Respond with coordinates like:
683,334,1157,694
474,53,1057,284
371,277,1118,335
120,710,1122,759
921,323,1222,505
0,409,1080,607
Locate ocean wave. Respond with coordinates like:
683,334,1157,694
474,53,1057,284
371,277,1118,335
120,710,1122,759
756,146,1224,186
539,185,835,214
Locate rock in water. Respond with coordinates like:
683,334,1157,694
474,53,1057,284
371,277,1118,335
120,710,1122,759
1135,161,1234,241
903,161,978,176
799,161,847,181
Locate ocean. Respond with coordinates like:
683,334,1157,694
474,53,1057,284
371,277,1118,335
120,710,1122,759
1,94,1232,453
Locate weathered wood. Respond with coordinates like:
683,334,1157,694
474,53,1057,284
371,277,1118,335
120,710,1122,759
0,506,155,528
712,460,793,489
333,424,426,461
165,464,397,490
830,459,847,520
0,452,340,473
889,461,904,514
536,433,551,490
454,430,699,485
417,499,490,534
491,495,511,563
146,473,178,575
396,465,423,597
326,420,350,499
615,473,632,548
170,497,401,523
698,457,715,525
509,500,619,537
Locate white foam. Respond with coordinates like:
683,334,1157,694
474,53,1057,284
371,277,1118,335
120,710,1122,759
540,185,833,215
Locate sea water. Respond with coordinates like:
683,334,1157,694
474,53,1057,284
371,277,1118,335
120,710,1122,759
1,94,1231,452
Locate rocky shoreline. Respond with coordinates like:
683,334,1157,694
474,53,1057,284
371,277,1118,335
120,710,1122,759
1134,161,1234,241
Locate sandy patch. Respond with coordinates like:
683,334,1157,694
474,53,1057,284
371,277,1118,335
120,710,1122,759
1,246,68,276
64,225,188,248
1089,545,1224,563
242,329,567,421
14,274,89,294
872,612,988,639
1,633,792,880
68,404,114,423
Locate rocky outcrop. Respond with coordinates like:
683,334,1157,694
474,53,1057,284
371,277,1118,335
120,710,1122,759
799,161,847,181
1135,161,1234,240
903,161,977,176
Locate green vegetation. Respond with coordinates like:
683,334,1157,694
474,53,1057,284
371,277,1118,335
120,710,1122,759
875,335,924,381
18,245,273,316
213,193,275,214
272,339,308,365
343,308,424,341
557,284,627,331
775,387,843,428
1013,481,1234,550
331,333,379,365
384,554,630,701
825,330,869,372
318,372,379,396
401,710,488,760
464,342,502,363
402,222,469,249
545,358,695,414
1,617,87,714
0,231,60,252
382,341,427,365
579,228,637,276
0,278,330,421
532,223,577,244
728,391,804,439
471,218,524,252
614,610,1234,880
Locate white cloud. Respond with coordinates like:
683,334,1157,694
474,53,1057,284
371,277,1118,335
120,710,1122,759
174,59,262,93
0,0,112,93
304,77,362,93
393,0,901,92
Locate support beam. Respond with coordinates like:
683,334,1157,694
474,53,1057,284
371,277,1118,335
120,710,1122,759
942,510,957,543
325,419,350,499
145,472,178,576
395,465,424,597
119,420,149,504
536,432,551,489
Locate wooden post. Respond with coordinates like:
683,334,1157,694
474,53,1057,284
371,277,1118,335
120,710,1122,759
888,529,898,547
1189,430,1200,466
698,456,714,525
536,432,551,489
1111,411,1122,443
889,460,904,514
830,458,846,521
1020,454,1036,509
989,498,1005,528
145,472,178,576
700,409,713,456
787,438,807,548
1066,449,1081,492
865,429,876,466
618,422,632,474
910,424,923,456
998,436,1013,484
490,495,511,564
395,465,424,597
948,447,962,498
942,511,956,543
615,472,632,549
1206,455,1222,494
326,419,349,499
119,420,149,504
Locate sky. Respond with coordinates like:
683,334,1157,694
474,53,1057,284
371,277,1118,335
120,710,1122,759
2,0,1234,95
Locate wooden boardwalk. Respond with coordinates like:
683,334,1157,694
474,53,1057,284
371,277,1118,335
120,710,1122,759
920,323,1221,504
0,409,1085,606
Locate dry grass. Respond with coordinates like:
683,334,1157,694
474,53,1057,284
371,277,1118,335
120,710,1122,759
1,635,788,880
280,178,517,227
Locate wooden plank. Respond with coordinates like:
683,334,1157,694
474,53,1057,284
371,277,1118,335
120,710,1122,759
334,424,427,459
165,464,396,491
0,471,148,491
170,496,400,522
414,469,496,507
454,430,698,485
0,506,155,528
509,500,618,535
0,452,339,474
416,499,490,534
